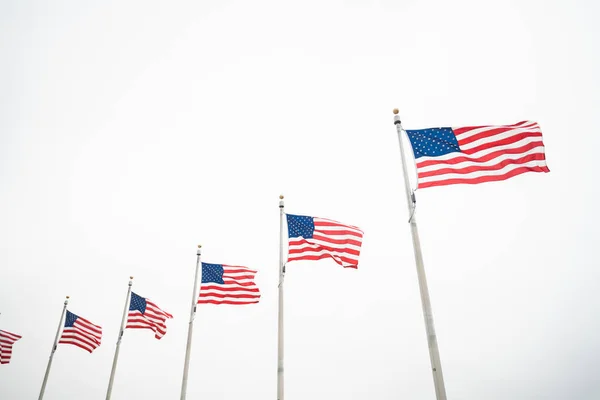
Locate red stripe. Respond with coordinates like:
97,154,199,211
199,292,260,299
288,253,359,268
416,141,544,168
222,280,258,287
419,165,550,188
198,300,260,305
220,274,255,281
418,153,546,178
201,285,259,292
59,340,95,353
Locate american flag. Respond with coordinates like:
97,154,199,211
59,311,102,353
198,263,261,305
0,330,22,365
287,214,364,269
126,292,173,340
405,121,549,189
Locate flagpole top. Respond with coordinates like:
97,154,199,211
279,195,284,199
393,108,399,115
66,296,70,299
197,244,202,248
130,276,134,280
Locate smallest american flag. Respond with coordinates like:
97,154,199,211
198,263,261,305
0,330,22,364
287,214,364,268
59,311,102,353
126,292,173,340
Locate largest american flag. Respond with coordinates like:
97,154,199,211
286,214,364,268
405,121,549,189
0,330,22,364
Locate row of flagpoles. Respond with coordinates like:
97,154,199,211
1,111,549,400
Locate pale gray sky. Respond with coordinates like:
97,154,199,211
1,0,599,399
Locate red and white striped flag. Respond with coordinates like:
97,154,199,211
405,121,549,189
286,214,364,268
0,330,22,364
59,311,102,353
126,292,173,339
198,263,261,305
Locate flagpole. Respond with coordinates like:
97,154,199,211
38,295,69,400
180,244,202,400
277,195,285,400
106,276,134,400
393,109,447,400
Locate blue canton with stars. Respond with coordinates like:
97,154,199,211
64,310,79,327
287,214,315,239
201,263,225,284
405,127,462,158
129,292,147,314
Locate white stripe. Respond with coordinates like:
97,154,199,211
418,146,546,174
418,159,547,184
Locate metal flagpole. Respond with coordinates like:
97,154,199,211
38,295,69,400
180,244,202,400
277,195,285,400
393,109,447,400
106,276,134,400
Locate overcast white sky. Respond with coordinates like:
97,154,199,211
1,0,599,399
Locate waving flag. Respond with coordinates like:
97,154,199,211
126,292,173,339
287,214,364,268
59,311,102,353
0,330,22,364
405,121,549,189
198,263,261,305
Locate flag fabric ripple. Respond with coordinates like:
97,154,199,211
126,292,173,340
59,311,102,353
198,263,261,305
405,121,549,189
0,330,22,364
286,214,364,268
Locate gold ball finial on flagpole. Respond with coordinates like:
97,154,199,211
198,244,202,248
66,296,70,299
393,108,399,115
130,276,134,280
279,195,284,199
